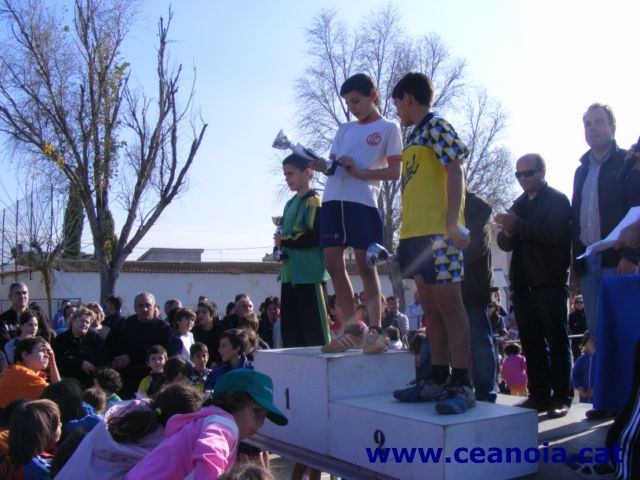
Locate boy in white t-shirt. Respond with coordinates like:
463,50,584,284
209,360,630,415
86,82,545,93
311,73,403,353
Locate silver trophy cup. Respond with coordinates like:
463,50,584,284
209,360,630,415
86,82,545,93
366,243,396,266
272,129,339,175
272,216,287,261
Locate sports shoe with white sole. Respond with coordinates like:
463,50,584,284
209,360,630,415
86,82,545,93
320,322,367,353
363,329,389,354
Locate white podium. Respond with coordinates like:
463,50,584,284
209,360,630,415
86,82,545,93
254,347,538,480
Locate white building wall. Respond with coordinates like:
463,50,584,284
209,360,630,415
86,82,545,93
1,243,510,315
4,269,397,316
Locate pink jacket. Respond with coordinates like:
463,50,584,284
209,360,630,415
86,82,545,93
501,354,528,388
125,407,239,480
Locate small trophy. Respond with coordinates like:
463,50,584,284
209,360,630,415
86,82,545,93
272,129,339,175
366,243,396,266
272,216,288,261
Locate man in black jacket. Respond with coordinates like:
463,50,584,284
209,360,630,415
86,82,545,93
106,292,171,398
0,282,29,349
496,153,573,418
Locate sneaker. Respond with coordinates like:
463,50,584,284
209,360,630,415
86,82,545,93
393,383,427,402
321,322,367,353
435,381,476,414
363,329,388,354
393,377,449,402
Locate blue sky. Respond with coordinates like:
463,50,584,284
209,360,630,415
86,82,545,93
3,0,639,261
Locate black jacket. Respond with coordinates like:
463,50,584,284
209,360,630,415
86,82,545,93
106,315,171,367
461,192,494,308
52,329,111,388
498,183,571,293
572,142,640,275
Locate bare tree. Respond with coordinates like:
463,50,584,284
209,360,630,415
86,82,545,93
0,174,82,317
0,0,207,300
456,88,516,210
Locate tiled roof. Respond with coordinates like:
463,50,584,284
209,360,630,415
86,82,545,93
7,260,384,276
53,260,283,274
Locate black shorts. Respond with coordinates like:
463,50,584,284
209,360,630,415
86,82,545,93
320,200,383,250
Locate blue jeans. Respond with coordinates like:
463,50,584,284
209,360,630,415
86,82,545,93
467,306,497,402
580,253,617,336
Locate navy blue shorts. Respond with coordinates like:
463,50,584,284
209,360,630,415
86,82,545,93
320,200,383,250
398,235,465,284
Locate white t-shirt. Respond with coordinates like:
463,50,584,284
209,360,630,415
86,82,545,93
323,117,403,208
179,332,195,365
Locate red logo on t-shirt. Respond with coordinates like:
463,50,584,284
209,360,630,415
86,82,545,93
367,132,382,146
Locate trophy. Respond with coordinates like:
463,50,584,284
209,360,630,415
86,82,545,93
272,216,287,261
272,129,339,175
366,243,396,266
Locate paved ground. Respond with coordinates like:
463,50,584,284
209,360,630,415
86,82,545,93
266,395,613,480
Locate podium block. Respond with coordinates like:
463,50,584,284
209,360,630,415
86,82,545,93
253,347,414,454
329,394,538,479
254,348,539,479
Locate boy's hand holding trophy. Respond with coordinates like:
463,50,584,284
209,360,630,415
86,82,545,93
272,129,339,176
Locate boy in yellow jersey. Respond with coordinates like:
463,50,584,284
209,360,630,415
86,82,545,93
391,71,474,414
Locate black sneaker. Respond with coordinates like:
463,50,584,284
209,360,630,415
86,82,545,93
435,380,476,414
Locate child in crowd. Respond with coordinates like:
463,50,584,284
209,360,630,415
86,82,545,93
55,383,204,479
41,377,101,442
164,356,191,385
391,71,473,414
311,73,403,353
0,337,61,407
8,399,61,480
168,308,196,363
218,463,276,480
204,329,257,391
86,301,109,340
385,326,403,350
188,342,211,393
218,462,275,480
4,310,39,365
135,345,168,399
572,333,596,403
0,399,26,460
501,343,528,397
82,386,107,415
93,367,123,410
237,314,270,351
125,369,287,479
505,318,520,342
276,153,331,349
193,300,223,367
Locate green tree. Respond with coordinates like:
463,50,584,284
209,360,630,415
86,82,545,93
294,5,514,307
62,180,84,258
0,0,207,300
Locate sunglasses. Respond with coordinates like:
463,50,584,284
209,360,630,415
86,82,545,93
515,169,539,179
